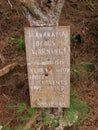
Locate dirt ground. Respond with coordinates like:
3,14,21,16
0,0,98,130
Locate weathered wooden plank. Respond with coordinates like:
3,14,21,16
25,26,70,108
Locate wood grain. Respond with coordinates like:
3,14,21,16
25,26,70,108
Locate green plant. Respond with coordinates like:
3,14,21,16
18,36,24,50
43,115,60,127
26,128,31,130
7,103,26,114
17,103,27,114
27,108,37,117
20,108,37,122
71,62,94,80
78,62,94,72
4,126,10,130
43,115,52,126
7,103,37,126
65,93,89,125
20,116,31,122
6,94,89,129
52,119,60,127
7,103,37,115
8,36,25,50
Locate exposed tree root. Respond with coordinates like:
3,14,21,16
0,63,23,77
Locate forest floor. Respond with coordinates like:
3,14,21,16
0,0,98,130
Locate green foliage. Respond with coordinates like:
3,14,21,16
79,62,94,71
7,103,27,114
8,36,24,50
7,103,37,116
7,103,25,114
65,94,89,124
26,128,31,130
18,36,24,50
43,115,60,127
52,119,60,127
7,103,37,127
4,126,10,130
71,62,94,80
20,116,30,122
27,108,37,117
43,115,52,126
6,95,89,129
17,103,27,114
43,108,48,112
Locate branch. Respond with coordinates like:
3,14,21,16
0,63,24,77
7,0,13,9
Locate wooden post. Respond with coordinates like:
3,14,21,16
22,0,70,108
24,26,70,108
19,0,65,26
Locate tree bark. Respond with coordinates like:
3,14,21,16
19,0,64,26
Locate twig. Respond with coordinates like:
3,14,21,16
0,63,23,77
7,0,13,9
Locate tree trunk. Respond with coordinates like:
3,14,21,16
19,0,64,26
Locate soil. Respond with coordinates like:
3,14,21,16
0,0,98,130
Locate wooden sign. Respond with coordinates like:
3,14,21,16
25,26,70,108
